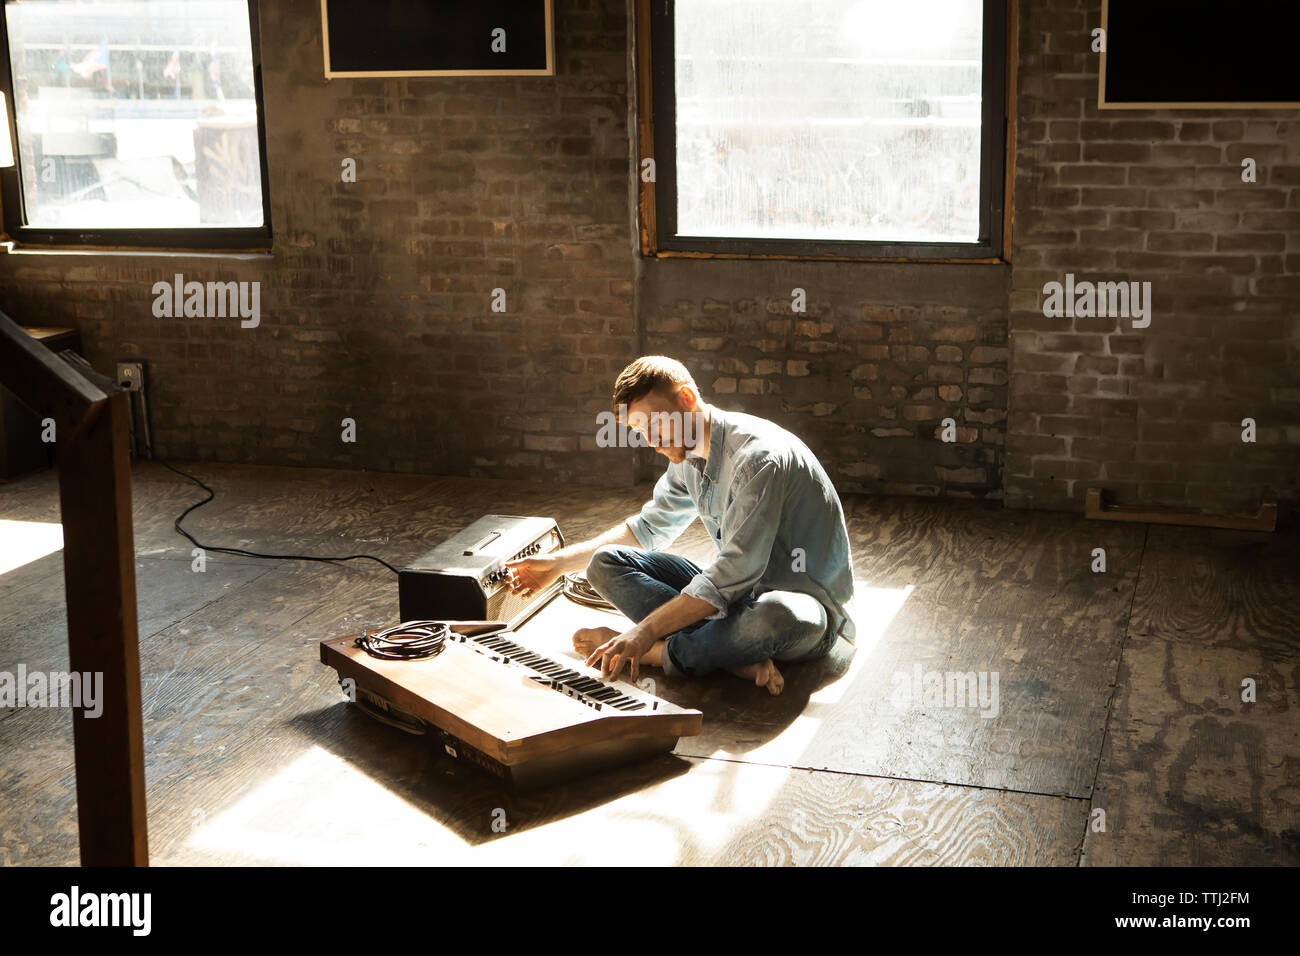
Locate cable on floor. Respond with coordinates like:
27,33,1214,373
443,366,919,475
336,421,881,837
161,460,400,575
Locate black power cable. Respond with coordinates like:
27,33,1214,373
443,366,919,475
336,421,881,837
354,620,449,660
161,461,400,575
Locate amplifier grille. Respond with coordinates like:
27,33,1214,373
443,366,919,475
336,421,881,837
486,586,536,627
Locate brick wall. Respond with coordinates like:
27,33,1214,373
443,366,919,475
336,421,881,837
1,0,1294,516
0,0,639,486
1006,1,1300,515
637,257,1009,497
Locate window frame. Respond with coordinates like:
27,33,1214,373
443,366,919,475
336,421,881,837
638,0,1012,264
0,0,274,251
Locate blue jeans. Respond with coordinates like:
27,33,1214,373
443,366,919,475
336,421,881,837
585,545,834,678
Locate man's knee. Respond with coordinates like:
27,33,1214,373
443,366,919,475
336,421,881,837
751,591,826,639
585,544,635,589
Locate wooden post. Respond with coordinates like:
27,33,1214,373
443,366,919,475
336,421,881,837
0,311,149,865
58,393,149,865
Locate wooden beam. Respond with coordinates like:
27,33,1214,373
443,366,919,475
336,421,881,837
57,391,150,865
648,249,1005,265
1085,487,1277,533
0,310,105,431
634,0,656,257
1002,0,1018,263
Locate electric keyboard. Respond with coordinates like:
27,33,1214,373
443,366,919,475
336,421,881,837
320,621,703,790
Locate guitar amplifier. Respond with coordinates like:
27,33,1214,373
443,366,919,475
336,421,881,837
398,515,566,629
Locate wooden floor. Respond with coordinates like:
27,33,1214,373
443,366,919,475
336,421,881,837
1,461,1296,866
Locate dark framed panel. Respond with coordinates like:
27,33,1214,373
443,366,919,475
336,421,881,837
322,0,555,78
0,0,274,251
1099,0,1300,110
642,0,1008,262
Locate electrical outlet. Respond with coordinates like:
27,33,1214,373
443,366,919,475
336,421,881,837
116,362,144,392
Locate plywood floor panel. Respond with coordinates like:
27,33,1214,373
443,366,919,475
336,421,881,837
1084,524,1300,866
0,556,268,671
1083,631,1300,866
1127,524,1300,660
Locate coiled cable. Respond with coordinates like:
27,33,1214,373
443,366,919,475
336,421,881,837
354,620,450,660
562,572,616,611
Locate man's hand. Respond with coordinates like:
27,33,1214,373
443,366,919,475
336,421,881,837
504,555,560,598
585,627,656,682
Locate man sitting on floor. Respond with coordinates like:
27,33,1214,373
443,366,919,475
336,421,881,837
506,356,855,695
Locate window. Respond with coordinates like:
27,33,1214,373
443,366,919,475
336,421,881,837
642,0,1008,261
0,0,272,249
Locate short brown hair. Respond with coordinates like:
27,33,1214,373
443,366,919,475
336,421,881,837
611,356,699,414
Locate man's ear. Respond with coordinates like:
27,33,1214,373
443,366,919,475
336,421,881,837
677,384,699,409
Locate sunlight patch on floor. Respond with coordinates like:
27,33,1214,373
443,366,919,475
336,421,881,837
711,582,914,763
181,743,801,865
184,745,468,865
0,519,62,576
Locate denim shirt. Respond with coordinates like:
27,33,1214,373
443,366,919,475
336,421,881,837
626,406,857,644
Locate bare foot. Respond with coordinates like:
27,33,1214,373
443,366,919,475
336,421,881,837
572,626,619,657
727,658,784,696
571,629,665,674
